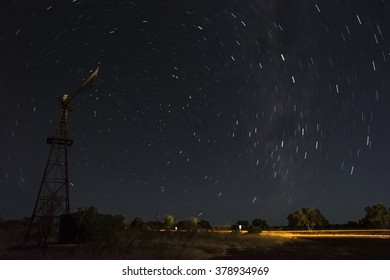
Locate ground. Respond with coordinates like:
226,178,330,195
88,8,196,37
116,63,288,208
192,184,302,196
2,226,390,259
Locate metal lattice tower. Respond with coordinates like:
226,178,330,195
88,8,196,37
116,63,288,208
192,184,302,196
26,67,99,245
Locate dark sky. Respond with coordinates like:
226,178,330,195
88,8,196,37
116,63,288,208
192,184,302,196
1,0,390,226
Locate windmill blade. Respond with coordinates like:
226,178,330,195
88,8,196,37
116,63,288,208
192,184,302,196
78,67,99,94
67,67,99,103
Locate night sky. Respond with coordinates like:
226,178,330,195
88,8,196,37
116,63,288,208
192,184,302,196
1,0,390,226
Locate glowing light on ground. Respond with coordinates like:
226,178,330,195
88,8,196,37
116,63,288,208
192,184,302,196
261,230,390,239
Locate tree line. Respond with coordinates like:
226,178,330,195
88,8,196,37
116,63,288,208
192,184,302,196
287,203,390,230
56,203,390,241
130,203,390,232
3,203,387,244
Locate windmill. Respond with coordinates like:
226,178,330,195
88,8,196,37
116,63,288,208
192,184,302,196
25,67,99,245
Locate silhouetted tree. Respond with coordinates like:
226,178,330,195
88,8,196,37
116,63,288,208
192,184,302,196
287,208,329,230
64,207,127,243
130,217,144,230
73,206,99,242
197,219,212,230
247,218,268,234
163,215,175,230
248,226,262,234
112,215,126,239
252,218,268,229
176,218,200,232
363,204,390,229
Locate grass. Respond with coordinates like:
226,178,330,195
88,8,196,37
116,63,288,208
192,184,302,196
2,225,390,259
0,225,294,259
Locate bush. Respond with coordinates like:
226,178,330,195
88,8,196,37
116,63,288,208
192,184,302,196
247,225,262,234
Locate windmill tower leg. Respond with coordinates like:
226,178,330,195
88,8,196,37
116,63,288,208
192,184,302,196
25,121,73,245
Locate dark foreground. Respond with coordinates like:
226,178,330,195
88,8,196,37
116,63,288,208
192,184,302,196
2,230,390,260
219,237,390,259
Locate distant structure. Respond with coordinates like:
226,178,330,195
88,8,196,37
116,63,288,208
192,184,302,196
26,67,99,245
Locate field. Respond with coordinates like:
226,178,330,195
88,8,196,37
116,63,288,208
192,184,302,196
2,224,390,260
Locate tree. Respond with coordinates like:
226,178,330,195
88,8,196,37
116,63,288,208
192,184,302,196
163,215,175,230
113,215,126,230
60,207,97,243
112,214,126,239
176,219,200,232
130,217,144,230
73,206,99,241
64,207,127,243
248,218,268,234
252,218,268,229
287,208,329,230
198,219,212,230
363,204,390,229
